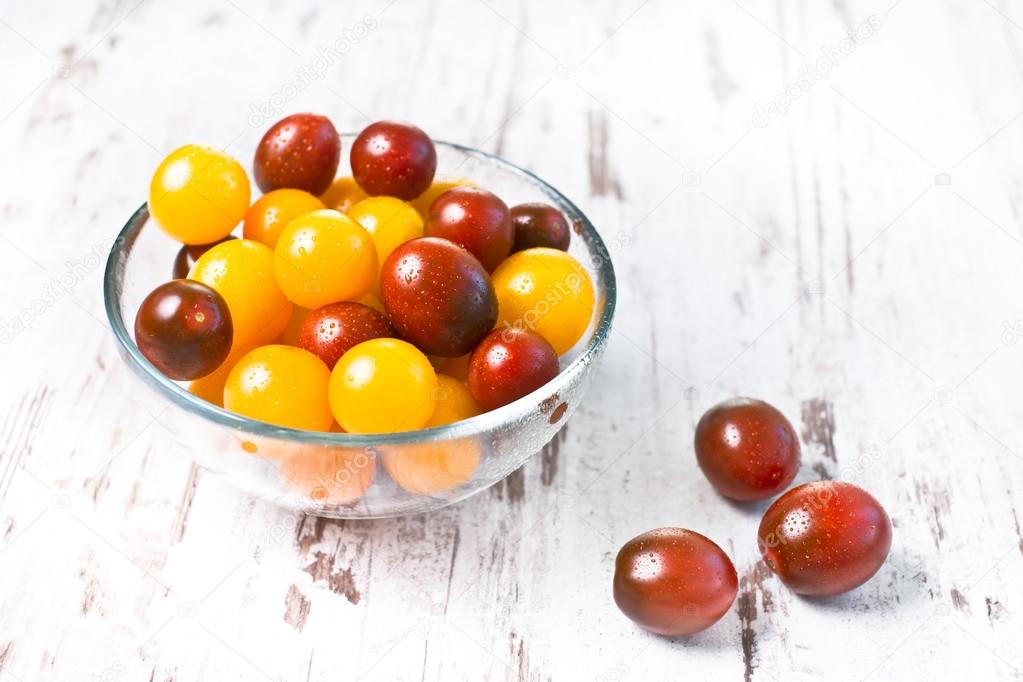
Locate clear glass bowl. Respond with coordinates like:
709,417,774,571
104,138,616,518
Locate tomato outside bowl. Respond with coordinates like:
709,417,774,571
104,137,617,519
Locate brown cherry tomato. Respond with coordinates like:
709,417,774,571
135,280,233,380
253,113,340,195
379,237,497,357
510,202,570,252
297,301,393,369
467,328,559,411
351,120,437,200
694,397,800,501
758,481,893,597
425,186,513,271
613,528,738,637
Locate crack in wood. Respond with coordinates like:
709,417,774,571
284,584,311,632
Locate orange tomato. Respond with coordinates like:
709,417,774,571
273,209,377,308
243,189,324,248
189,239,293,353
328,338,436,433
279,445,375,505
224,345,333,431
319,176,368,213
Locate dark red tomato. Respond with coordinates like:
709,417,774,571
135,280,233,380
758,481,892,597
253,113,340,195
613,528,738,637
467,328,558,411
380,237,497,357
297,301,393,369
424,187,513,271
172,235,236,279
510,202,570,252
350,121,436,200
694,397,800,502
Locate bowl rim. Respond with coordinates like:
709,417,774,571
104,139,617,446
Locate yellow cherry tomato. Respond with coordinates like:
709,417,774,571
273,209,378,309
379,378,480,494
381,439,479,495
279,445,375,504
187,340,254,407
438,353,470,382
149,145,250,245
277,306,311,346
243,189,324,249
427,375,481,426
190,239,293,353
491,247,596,355
360,291,386,314
410,177,475,218
347,197,424,270
224,345,333,431
319,176,368,213
329,338,437,433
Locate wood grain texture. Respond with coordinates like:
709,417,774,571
1,0,1022,679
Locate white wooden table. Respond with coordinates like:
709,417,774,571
2,0,1022,679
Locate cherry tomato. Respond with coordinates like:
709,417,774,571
347,196,424,271
694,398,800,501
279,445,375,505
187,342,253,407
149,145,250,245
224,345,333,431
297,301,393,369
510,202,570,252
190,239,293,353
359,291,386,314
614,528,738,637
380,237,497,357
410,177,474,218
172,235,236,279
380,376,481,494
758,481,892,597
134,280,233,380
273,209,378,309
253,113,340,195
427,375,481,426
319,176,368,213
491,247,595,355
425,186,513,271
468,328,559,411
351,121,436,200
328,338,437,433
381,439,479,495
438,353,470,382
277,306,311,346
243,188,325,249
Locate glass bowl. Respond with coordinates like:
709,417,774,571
104,137,617,518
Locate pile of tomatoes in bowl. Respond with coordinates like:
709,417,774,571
136,114,595,442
